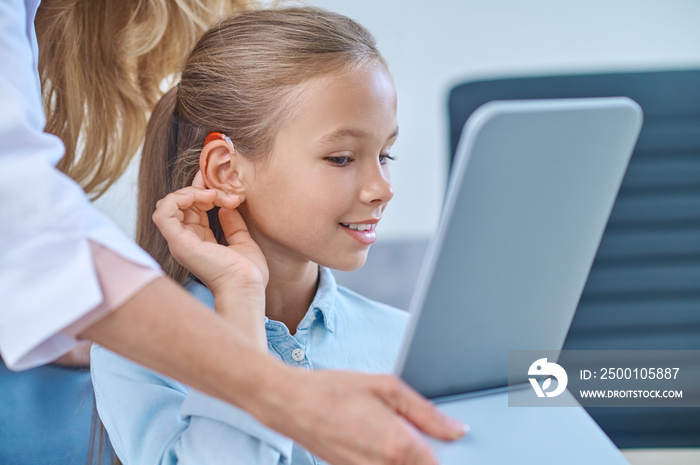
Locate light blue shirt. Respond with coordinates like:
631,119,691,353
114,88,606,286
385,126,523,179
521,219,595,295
91,267,408,464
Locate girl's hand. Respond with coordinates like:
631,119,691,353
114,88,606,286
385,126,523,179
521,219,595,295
151,172,268,345
153,171,268,293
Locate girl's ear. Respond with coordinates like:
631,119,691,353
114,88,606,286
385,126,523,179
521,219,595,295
199,138,246,199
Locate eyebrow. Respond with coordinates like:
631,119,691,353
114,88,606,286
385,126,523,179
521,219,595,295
318,127,399,146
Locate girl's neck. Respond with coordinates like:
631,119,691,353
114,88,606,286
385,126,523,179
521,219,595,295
264,254,319,335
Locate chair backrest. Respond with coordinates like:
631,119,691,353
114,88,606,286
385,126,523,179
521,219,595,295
448,69,700,448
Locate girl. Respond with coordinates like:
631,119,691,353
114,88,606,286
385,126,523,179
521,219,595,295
90,6,463,464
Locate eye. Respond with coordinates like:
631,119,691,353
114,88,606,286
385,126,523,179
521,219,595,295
326,156,354,167
379,154,397,165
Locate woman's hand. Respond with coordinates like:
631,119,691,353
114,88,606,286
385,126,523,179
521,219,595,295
258,367,468,465
151,172,268,347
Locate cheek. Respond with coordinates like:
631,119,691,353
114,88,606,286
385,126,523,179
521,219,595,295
244,172,330,235
283,167,349,210
285,181,343,230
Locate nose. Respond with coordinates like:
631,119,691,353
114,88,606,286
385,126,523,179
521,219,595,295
360,163,394,206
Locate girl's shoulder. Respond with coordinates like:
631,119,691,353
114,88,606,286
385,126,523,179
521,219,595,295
334,284,409,326
329,285,408,373
91,343,188,395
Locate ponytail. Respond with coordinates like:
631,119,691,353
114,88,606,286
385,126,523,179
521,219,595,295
137,86,216,284
136,87,186,282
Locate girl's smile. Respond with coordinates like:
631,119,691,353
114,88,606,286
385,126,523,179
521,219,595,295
339,220,379,245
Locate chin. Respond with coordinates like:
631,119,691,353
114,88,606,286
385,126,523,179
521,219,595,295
324,250,369,272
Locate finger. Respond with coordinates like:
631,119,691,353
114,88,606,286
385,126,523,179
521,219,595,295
380,377,468,441
219,207,253,246
152,188,243,245
189,172,241,211
184,185,240,210
152,191,212,241
152,193,196,243
153,191,197,222
181,205,210,229
160,187,238,214
402,421,441,465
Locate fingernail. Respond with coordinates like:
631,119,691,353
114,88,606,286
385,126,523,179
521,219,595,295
447,418,469,437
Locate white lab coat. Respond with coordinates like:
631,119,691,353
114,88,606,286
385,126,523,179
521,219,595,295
0,0,159,370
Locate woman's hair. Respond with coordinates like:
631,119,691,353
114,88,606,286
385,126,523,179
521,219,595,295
36,0,256,199
137,6,387,284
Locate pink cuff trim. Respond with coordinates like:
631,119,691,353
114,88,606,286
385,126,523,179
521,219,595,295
60,241,163,339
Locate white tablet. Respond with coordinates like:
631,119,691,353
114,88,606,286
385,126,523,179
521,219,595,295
396,97,643,398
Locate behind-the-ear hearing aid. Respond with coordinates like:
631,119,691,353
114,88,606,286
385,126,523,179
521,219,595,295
204,131,235,153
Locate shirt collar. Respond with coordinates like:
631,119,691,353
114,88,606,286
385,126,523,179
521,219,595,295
263,266,337,334
302,266,337,333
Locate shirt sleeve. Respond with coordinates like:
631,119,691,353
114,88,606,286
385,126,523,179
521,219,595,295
91,344,293,465
178,391,294,464
0,0,161,370
59,242,163,342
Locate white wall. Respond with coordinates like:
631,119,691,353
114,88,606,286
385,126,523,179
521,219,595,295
95,0,700,241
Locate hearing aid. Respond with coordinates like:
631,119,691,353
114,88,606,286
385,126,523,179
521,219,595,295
204,131,235,153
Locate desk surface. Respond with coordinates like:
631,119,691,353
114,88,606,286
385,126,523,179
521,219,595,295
427,388,629,465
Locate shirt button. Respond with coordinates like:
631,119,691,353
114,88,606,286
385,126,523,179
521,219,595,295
291,348,305,362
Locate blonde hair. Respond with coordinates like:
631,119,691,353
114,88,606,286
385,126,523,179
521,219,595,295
137,6,387,283
36,0,256,199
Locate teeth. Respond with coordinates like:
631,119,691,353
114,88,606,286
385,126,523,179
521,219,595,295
342,223,373,231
